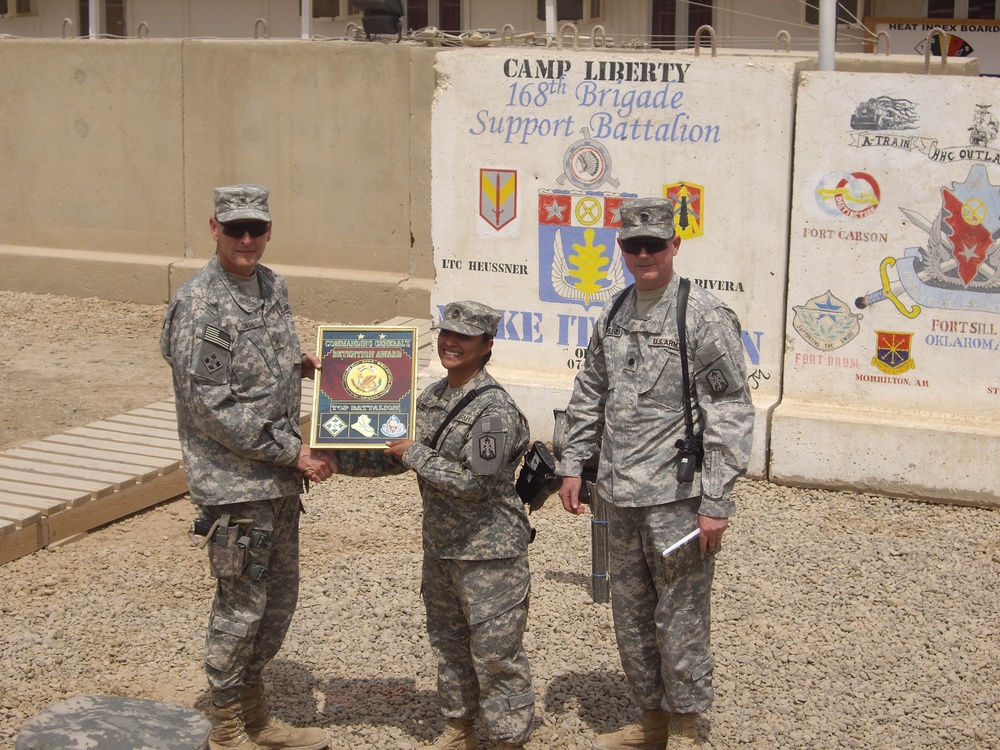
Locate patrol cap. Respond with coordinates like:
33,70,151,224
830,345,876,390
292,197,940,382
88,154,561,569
214,184,271,223
618,197,675,242
435,300,501,337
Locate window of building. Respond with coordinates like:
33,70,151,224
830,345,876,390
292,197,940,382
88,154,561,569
440,0,460,31
311,0,339,17
0,0,35,15
804,1,857,24
407,0,427,29
301,0,359,18
928,0,998,16
968,0,997,15
106,0,124,34
535,0,603,22
397,0,457,31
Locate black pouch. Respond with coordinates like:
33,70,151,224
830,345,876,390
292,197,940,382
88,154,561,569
206,514,250,579
516,441,561,513
674,435,703,483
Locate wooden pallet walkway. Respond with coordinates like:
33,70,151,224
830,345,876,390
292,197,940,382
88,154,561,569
0,316,432,566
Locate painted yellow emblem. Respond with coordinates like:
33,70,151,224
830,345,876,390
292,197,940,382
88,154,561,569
343,360,392,400
663,182,705,240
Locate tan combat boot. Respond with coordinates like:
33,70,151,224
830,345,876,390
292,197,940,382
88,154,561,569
665,713,701,749
591,709,671,750
239,684,329,750
209,701,264,750
420,718,477,749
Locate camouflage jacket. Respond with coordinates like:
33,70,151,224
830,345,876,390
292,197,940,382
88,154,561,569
160,256,304,505
559,275,754,517
339,368,531,559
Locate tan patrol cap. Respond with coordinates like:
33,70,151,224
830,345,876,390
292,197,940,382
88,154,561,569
435,300,501,337
213,184,271,223
618,197,676,241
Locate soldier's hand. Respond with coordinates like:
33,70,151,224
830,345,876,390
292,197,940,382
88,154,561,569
300,352,322,380
384,440,413,461
296,446,336,482
558,476,587,515
325,450,339,475
698,514,728,556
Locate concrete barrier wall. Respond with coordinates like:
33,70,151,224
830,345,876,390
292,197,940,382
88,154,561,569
429,49,803,478
0,38,995,506
773,70,1000,507
0,40,184,304
0,39,435,322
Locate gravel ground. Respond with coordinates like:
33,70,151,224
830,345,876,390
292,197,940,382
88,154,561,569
3,480,999,750
1,291,999,749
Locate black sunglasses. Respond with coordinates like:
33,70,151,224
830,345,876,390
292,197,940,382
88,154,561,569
221,220,269,238
620,238,670,255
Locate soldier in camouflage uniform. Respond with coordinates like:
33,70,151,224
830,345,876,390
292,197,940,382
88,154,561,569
337,301,536,750
161,185,337,750
557,198,754,750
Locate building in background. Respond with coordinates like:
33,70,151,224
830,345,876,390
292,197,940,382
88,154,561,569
1,1,997,52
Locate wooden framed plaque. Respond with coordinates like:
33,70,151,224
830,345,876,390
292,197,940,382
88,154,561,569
309,326,419,449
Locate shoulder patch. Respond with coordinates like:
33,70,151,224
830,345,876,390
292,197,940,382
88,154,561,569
705,368,730,393
695,338,743,396
202,352,225,374
479,434,498,460
195,324,232,382
469,414,508,476
203,324,233,351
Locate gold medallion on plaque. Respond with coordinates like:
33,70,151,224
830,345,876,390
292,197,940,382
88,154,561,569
343,360,392,400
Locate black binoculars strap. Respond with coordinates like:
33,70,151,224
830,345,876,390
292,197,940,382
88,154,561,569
604,284,636,335
429,384,504,450
677,277,698,441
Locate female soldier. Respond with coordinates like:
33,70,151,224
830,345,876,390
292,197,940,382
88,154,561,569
336,300,535,750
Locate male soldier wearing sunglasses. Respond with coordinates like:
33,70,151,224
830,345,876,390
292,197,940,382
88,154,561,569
162,184,336,750
557,197,754,750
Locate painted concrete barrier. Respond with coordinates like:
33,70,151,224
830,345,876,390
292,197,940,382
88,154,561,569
772,71,1000,507
430,49,802,477
0,37,993,505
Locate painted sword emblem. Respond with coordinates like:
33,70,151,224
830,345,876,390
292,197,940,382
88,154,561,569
480,169,517,230
856,164,1000,317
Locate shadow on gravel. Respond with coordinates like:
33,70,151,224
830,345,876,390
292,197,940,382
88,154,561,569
317,674,441,744
193,658,440,741
543,670,631,732
192,659,323,721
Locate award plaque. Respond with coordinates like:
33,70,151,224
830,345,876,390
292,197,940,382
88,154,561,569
310,326,419,449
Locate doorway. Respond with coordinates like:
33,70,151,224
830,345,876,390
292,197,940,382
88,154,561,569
651,0,713,49
78,0,126,37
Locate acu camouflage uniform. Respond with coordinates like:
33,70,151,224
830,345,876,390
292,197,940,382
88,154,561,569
339,367,535,745
560,273,754,715
161,255,306,706
15,695,211,750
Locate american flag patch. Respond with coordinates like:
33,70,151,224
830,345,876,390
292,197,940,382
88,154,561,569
203,325,233,351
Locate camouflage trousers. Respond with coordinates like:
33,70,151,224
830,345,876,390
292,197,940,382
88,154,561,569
606,497,716,714
198,496,301,706
422,555,535,745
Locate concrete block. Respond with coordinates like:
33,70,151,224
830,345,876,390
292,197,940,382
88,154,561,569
0,245,176,305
